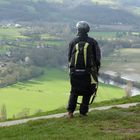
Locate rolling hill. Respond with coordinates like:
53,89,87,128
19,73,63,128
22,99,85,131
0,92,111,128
0,0,140,25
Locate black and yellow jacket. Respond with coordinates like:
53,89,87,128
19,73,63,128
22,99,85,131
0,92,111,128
68,33,101,94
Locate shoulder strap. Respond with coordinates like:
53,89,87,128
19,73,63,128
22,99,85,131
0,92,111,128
74,43,79,67
74,42,89,67
83,42,89,67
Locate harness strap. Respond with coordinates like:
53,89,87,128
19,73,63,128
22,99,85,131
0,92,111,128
90,74,97,84
74,44,79,67
83,42,89,67
77,84,98,106
74,42,89,67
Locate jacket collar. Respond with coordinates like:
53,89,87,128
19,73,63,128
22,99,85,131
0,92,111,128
77,32,88,38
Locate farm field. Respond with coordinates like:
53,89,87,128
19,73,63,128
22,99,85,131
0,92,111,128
0,69,125,119
89,31,117,39
101,48,140,84
102,48,140,74
0,27,26,40
0,26,66,49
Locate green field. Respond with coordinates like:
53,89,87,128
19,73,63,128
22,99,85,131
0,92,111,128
89,31,117,39
102,48,140,74
41,33,59,40
0,69,125,119
0,45,13,54
133,7,140,15
0,27,26,40
0,27,66,48
120,48,140,59
108,48,140,62
0,96,139,140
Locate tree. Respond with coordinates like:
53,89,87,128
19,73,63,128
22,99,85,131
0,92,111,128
0,104,7,121
125,81,133,97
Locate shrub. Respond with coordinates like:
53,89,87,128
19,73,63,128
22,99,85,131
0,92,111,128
16,108,30,118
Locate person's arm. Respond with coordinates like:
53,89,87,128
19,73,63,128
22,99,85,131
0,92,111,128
95,41,101,68
92,39,101,73
68,41,73,67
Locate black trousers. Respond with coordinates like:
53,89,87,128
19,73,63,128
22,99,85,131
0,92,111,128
67,93,92,115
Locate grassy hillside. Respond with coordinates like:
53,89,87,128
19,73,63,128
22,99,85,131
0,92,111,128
0,68,125,119
0,96,139,140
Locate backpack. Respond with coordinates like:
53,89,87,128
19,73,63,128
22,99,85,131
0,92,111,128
70,41,96,75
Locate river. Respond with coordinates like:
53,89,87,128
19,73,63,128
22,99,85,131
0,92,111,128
99,77,140,97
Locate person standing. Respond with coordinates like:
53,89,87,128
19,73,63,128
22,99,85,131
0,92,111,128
67,21,101,118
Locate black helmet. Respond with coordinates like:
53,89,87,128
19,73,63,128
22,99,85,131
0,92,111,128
76,21,90,33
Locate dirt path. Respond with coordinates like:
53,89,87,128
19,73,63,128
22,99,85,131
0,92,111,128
0,102,139,127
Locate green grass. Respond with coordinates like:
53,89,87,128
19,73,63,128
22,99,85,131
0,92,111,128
0,102,139,140
133,7,140,15
92,95,140,108
94,83,124,102
0,27,65,48
89,31,117,39
41,33,60,40
0,69,70,118
0,27,26,40
0,45,13,53
45,40,66,47
26,95,140,120
0,68,125,119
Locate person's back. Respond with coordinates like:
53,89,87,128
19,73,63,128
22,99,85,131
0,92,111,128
67,21,101,118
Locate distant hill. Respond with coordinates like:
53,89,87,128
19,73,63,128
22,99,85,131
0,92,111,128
91,0,140,16
0,0,140,25
91,0,140,7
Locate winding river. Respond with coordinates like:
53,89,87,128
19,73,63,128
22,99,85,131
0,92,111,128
99,77,140,97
